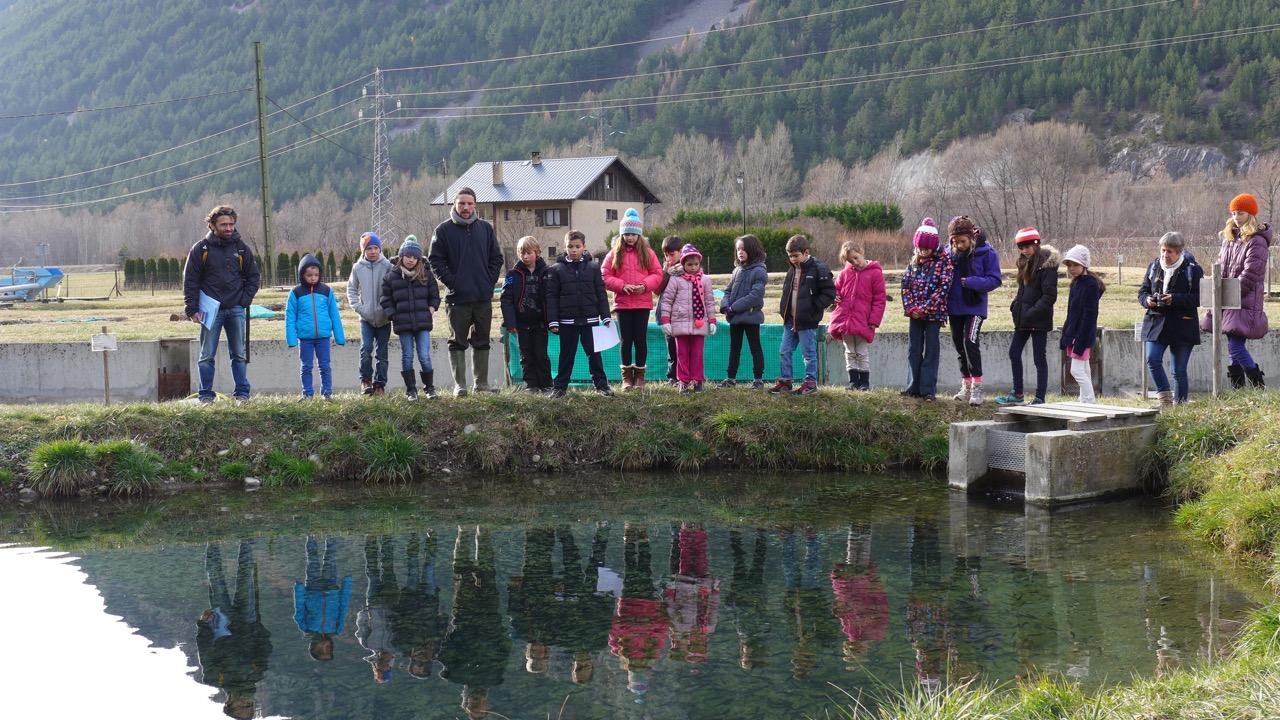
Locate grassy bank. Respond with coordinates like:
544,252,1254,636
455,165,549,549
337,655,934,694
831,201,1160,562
829,391,1280,720
0,389,984,499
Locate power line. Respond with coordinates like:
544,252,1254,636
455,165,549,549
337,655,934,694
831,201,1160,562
0,87,252,120
389,24,1280,122
389,0,1175,104
269,95,371,161
382,0,908,74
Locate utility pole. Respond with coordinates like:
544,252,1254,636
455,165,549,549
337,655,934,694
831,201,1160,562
253,41,275,284
362,68,403,245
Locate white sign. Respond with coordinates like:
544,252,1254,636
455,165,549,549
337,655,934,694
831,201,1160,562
90,333,118,352
1133,318,1144,342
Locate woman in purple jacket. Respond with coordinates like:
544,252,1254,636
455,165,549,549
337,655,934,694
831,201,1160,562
945,216,1002,406
1201,193,1273,388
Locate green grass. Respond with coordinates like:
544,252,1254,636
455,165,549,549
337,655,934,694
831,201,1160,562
92,439,163,496
218,461,250,481
262,450,316,488
0,468,14,486
359,421,419,483
26,439,95,496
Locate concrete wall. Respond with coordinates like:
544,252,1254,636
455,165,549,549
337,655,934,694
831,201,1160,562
5,327,1280,403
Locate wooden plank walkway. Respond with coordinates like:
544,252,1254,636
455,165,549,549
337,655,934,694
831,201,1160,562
995,401,1157,429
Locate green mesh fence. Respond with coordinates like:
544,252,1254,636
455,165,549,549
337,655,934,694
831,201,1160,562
504,322,828,386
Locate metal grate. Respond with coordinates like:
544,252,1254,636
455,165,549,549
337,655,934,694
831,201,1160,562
987,429,1027,473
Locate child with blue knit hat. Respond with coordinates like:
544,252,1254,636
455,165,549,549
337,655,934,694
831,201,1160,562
380,236,441,399
348,231,393,395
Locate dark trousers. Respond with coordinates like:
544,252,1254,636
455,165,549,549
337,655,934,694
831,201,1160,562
616,309,650,366
445,301,492,351
906,318,942,397
555,324,608,389
727,324,764,380
665,335,678,380
949,314,984,379
516,327,553,390
1009,328,1049,400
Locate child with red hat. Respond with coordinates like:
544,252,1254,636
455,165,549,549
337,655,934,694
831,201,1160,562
995,228,1060,405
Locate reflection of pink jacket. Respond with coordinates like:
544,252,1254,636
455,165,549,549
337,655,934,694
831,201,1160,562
664,527,720,663
660,273,717,336
828,261,887,343
609,597,669,668
830,564,889,644
602,245,663,310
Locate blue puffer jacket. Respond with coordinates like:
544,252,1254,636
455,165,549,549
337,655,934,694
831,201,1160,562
293,576,353,635
1060,273,1103,356
946,237,1002,317
285,255,346,347
719,261,768,325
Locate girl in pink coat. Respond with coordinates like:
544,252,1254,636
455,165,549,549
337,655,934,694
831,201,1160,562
660,244,717,392
602,209,664,390
827,242,887,391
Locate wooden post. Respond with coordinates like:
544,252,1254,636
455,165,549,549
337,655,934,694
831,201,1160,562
1211,262,1222,398
101,325,111,406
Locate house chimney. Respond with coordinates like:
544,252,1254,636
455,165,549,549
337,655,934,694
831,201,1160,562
492,161,504,186
530,150,542,166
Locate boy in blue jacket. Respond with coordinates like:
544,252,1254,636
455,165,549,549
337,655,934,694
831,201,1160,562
293,536,354,662
286,254,346,398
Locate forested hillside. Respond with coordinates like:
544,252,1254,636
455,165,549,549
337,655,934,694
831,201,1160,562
0,0,1275,210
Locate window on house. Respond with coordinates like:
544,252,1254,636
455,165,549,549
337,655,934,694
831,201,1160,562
503,209,510,221
536,209,564,227
605,209,618,221
548,245,557,258
604,172,614,189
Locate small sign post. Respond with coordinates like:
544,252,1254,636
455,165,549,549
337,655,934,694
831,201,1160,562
90,325,117,405
1134,319,1147,399
1204,265,1242,398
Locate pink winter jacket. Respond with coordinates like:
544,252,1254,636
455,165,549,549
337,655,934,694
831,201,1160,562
602,245,663,310
828,261,887,343
660,272,717,336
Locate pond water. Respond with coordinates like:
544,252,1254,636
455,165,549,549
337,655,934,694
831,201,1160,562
0,473,1265,719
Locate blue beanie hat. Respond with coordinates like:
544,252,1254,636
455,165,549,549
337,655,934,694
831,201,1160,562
620,208,643,236
360,232,381,249
398,235,423,258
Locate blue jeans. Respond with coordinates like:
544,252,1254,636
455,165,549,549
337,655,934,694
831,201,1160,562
1227,334,1256,369
779,322,818,381
359,321,391,386
399,330,433,372
906,318,942,397
299,338,332,397
1147,341,1194,403
198,306,249,401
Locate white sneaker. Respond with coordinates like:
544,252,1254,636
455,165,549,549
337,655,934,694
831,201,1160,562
951,379,971,403
968,382,984,406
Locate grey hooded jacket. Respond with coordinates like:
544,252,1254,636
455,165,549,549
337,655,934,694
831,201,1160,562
347,255,393,326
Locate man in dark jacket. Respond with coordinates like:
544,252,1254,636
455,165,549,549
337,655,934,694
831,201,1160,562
197,540,272,720
429,188,504,396
183,205,261,403
770,235,836,396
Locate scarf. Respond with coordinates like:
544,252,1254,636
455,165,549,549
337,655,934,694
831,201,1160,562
399,260,424,283
682,271,707,327
1159,253,1185,295
451,209,477,226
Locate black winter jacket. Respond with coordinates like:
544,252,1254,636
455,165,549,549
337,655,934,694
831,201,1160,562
182,230,261,317
380,259,441,334
1010,245,1060,331
545,254,609,327
500,258,549,330
778,257,836,330
428,217,504,305
1138,251,1203,347
1059,273,1103,355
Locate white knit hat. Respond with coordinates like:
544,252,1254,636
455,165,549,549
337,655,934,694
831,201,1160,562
1063,244,1091,269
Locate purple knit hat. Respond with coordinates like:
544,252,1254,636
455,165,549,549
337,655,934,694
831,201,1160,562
912,217,940,250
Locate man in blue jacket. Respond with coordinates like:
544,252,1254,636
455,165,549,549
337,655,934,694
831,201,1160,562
429,188,504,396
183,205,261,403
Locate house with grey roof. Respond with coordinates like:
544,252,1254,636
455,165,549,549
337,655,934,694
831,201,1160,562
430,152,661,255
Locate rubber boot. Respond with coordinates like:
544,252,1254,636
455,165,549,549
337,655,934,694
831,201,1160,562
634,366,647,390
401,369,417,400
846,368,857,391
420,370,436,399
450,350,468,397
1227,363,1245,390
1246,365,1266,389
473,348,492,392
855,370,871,391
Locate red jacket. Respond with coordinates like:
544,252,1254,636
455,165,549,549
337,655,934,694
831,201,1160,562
602,245,663,310
828,261,887,343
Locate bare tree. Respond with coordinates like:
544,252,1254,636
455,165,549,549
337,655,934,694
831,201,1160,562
735,122,798,215
656,133,731,209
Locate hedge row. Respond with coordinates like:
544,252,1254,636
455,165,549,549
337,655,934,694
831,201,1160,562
672,202,902,232
646,226,804,272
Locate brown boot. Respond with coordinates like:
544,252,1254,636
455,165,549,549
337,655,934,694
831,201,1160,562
1157,390,1174,408
633,365,647,390
361,378,374,396
620,365,634,391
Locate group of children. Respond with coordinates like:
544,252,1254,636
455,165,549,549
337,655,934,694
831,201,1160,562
288,206,1117,404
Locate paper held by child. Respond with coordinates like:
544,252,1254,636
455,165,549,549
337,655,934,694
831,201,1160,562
592,322,620,352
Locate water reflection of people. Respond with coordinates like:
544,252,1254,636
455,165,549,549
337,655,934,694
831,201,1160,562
727,528,770,670
357,535,400,684
390,531,444,679
553,523,614,684
439,525,511,720
665,522,720,666
609,522,668,702
197,540,272,719
782,526,837,679
293,536,353,662
830,524,889,669
508,528,558,674
906,520,948,692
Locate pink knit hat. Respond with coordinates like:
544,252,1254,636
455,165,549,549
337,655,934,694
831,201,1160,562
912,218,940,250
